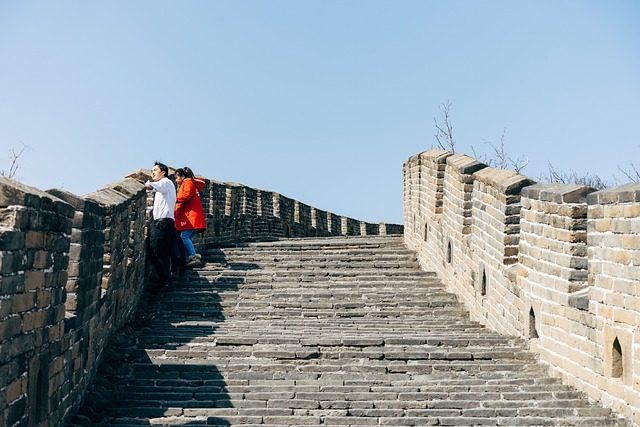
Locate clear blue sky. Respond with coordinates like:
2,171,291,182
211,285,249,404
1,1,639,224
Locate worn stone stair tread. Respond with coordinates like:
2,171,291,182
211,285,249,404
67,235,633,426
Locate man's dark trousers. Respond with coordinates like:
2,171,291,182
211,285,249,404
148,218,175,289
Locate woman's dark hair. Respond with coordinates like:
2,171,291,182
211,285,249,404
175,167,196,180
183,166,195,179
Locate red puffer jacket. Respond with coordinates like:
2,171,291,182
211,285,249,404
175,178,207,232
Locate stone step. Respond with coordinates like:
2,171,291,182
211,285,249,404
67,236,633,426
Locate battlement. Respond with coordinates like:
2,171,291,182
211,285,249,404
404,148,640,424
0,171,401,427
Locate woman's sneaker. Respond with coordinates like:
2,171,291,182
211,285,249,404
186,254,203,268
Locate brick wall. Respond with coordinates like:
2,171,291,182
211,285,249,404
403,150,640,424
0,177,74,427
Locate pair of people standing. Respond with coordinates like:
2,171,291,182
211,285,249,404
144,162,206,292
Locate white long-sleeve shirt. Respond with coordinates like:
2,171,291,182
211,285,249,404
146,177,177,220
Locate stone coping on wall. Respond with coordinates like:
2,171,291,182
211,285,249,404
588,182,640,204
472,166,536,195
445,153,487,175
416,148,451,163
522,183,596,204
0,176,73,217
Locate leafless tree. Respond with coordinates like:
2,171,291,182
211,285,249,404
539,162,609,190
433,101,527,173
618,162,640,182
433,100,456,153
471,129,529,174
1,143,31,180
432,101,633,188
617,147,640,182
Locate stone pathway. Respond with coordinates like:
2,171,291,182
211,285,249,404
68,236,633,426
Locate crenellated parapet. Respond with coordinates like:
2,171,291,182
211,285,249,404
403,149,640,425
169,173,401,248
0,169,402,427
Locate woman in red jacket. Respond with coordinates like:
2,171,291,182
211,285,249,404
174,167,206,267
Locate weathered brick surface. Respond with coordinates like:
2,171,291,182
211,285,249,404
404,150,640,426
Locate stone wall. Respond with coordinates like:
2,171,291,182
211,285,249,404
0,171,402,427
186,176,402,250
404,148,640,424
0,176,150,427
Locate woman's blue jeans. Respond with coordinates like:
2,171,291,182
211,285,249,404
180,229,198,259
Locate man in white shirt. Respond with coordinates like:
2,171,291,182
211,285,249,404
144,162,177,292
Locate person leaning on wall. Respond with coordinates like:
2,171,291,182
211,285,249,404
140,161,177,293
174,166,207,268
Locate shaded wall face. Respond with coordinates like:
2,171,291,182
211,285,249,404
0,177,75,427
402,150,640,425
1,177,152,427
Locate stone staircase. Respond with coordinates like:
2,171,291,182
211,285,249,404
68,235,633,426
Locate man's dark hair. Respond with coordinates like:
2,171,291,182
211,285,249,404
154,161,169,177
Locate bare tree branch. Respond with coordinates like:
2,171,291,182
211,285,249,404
539,162,609,190
472,129,528,173
618,162,640,183
433,100,456,153
1,143,31,180
431,100,623,187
